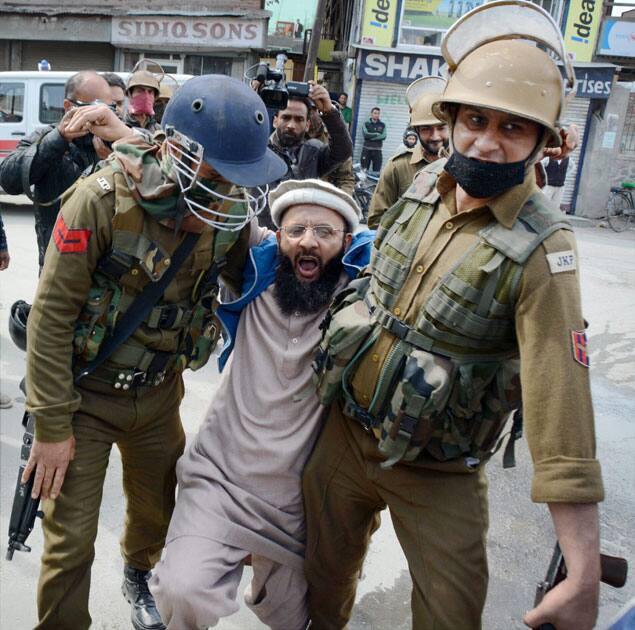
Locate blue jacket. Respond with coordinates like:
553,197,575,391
216,229,375,372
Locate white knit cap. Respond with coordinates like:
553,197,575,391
269,179,361,232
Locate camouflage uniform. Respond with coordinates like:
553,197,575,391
304,162,604,630
367,142,435,229
124,111,161,134
25,136,248,629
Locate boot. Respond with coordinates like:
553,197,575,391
122,565,166,630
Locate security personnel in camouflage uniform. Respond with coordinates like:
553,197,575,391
306,3,603,629
125,70,161,133
367,76,448,229
22,75,286,630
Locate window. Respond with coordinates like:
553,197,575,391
397,0,486,48
531,0,565,27
123,52,184,74
0,82,24,123
184,55,233,76
620,93,635,156
40,83,65,125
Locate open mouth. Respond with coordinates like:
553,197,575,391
295,255,321,281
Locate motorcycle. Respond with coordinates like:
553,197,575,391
353,163,379,224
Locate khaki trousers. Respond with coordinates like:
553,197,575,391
35,373,185,630
303,403,489,630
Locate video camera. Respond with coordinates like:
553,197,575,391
254,54,311,111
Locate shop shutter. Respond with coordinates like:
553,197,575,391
21,41,114,72
561,96,591,207
352,80,411,168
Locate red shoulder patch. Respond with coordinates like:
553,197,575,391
53,214,92,254
571,330,590,368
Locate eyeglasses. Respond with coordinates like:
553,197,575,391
281,224,346,240
68,98,117,112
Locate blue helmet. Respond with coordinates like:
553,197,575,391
161,75,286,187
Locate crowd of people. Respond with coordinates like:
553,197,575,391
0,2,618,629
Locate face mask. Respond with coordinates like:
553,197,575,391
128,92,155,116
444,150,526,199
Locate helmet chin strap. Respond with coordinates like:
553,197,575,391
165,128,269,232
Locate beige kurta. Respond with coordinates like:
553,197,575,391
165,268,346,571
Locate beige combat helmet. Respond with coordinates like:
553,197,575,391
433,0,576,149
407,76,447,127
126,70,160,97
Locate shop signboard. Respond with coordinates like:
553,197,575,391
112,16,266,48
360,0,399,47
598,18,635,58
563,0,602,62
357,49,447,83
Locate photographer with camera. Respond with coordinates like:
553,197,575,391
0,71,115,273
253,64,353,228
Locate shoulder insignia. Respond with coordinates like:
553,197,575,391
96,176,112,192
571,330,590,367
546,250,576,274
53,214,92,254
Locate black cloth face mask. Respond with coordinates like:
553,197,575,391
444,150,526,199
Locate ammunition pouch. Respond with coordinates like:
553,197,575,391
313,275,377,406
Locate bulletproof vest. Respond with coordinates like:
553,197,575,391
315,159,572,468
72,167,247,387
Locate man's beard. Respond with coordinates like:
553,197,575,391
274,250,344,316
276,127,303,147
422,138,449,157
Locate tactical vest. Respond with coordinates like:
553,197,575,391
72,167,247,389
315,159,572,468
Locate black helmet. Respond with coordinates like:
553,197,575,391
9,300,30,352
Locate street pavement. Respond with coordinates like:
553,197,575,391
1,204,633,630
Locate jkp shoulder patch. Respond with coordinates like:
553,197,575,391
571,329,590,367
96,176,112,192
546,250,576,274
53,215,92,254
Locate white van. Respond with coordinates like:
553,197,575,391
0,70,192,177
0,71,76,169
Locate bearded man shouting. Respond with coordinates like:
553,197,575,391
150,179,374,630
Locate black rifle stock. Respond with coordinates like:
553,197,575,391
534,542,628,630
6,411,43,560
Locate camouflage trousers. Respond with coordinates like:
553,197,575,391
35,372,185,630
303,402,490,630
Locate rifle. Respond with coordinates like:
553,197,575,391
534,542,628,630
6,410,43,560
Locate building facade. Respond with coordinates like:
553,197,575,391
0,1,270,80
